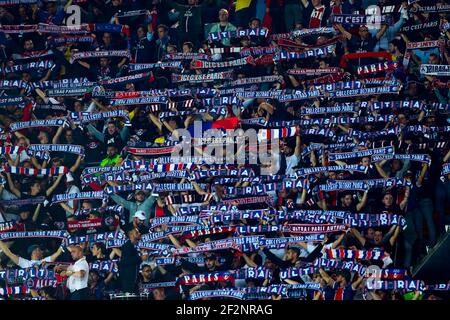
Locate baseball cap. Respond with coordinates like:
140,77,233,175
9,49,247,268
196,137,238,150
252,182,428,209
133,210,146,221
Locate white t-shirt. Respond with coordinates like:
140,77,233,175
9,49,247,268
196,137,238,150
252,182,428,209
285,154,300,176
18,256,53,268
67,257,89,292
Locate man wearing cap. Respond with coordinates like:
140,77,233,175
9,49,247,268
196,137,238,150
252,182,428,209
107,185,156,226
0,240,63,268
125,210,149,235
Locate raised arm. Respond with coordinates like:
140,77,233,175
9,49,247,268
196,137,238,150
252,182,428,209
375,24,388,41
46,173,64,197
5,172,21,197
350,228,366,246
318,268,334,286
52,126,64,144
356,190,369,212
416,163,428,187
331,232,346,249
0,240,20,265
334,23,352,40
374,161,389,179
389,225,401,246
48,245,64,262
87,124,105,142
70,155,83,173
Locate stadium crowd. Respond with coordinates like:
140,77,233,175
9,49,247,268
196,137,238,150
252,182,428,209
0,0,449,300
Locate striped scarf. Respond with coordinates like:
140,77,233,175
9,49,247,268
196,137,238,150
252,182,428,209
257,126,298,141
4,165,68,176
0,146,23,155
165,194,213,205
0,286,29,296
325,249,387,260
126,145,178,156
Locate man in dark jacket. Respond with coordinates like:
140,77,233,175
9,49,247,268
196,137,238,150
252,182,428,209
164,0,209,48
119,226,146,293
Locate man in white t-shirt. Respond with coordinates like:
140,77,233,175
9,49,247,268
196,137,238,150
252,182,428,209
59,245,89,300
0,241,63,268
